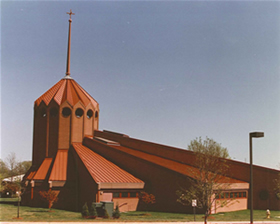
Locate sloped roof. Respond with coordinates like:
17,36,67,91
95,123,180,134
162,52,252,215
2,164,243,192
109,145,244,183
72,143,144,185
49,149,68,181
35,77,98,108
84,135,247,184
33,158,53,180
26,171,36,180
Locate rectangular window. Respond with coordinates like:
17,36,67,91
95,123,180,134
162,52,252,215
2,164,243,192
225,193,229,199
130,192,137,198
121,192,128,198
217,191,247,200
220,193,224,199
113,192,120,198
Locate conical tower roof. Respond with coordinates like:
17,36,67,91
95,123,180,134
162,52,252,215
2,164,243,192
35,77,98,108
34,10,98,109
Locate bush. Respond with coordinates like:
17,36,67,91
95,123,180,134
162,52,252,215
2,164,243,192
89,203,98,217
113,204,121,219
81,203,89,217
103,209,109,219
39,189,58,210
1,182,20,198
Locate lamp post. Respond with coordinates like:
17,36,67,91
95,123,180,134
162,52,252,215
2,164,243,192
16,191,21,219
249,132,264,224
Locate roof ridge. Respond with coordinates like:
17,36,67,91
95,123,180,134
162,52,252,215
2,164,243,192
70,79,89,107
35,79,65,106
73,80,98,107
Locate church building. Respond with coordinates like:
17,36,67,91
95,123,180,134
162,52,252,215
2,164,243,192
22,11,280,214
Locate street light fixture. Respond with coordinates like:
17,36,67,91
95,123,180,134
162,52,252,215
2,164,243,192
249,131,264,224
16,191,21,219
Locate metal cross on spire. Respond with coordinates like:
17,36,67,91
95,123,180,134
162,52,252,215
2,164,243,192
65,9,75,76
67,9,75,20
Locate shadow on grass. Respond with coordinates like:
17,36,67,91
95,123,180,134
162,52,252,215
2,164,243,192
26,210,51,213
126,213,151,216
0,201,17,205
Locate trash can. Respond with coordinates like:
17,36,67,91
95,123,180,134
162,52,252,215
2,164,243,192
93,202,103,217
101,201,114,217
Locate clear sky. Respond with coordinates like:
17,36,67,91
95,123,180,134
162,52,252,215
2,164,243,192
1,1,279,170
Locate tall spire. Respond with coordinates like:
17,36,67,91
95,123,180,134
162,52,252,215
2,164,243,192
66,9,75,76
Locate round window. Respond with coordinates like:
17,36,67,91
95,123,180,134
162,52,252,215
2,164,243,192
62,107,71,117
75,108,84,118
259,190,269,201
87,109,93,119
41,108,47,118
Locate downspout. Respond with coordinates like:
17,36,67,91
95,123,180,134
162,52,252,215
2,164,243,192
97,183,101,202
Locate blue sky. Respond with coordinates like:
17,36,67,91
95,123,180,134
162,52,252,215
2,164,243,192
1,1,279,169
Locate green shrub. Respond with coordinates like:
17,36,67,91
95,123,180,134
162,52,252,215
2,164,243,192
113,204,121,219
81,203,89,217
89,203,98,217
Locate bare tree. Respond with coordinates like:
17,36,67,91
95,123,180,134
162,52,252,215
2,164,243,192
1,153,31,182
177,137,233,224
15,161,32,175
5,152,18,181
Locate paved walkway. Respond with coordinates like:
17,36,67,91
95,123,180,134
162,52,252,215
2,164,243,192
2,222,280,224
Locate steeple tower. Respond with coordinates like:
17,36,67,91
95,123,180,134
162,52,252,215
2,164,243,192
65,9,75,77
31,10,99,167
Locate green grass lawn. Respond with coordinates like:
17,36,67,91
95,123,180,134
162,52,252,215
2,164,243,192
1,202,280,222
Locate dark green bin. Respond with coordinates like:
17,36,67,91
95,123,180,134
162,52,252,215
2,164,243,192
93,201,114,217
101,201,114,217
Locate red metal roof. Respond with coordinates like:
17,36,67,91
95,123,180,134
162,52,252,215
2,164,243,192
49,149,68,181
33,158,53,180
108,144,245,184
84,136,246,184
26,171,36,180
72,143,144,184
34,78,98,108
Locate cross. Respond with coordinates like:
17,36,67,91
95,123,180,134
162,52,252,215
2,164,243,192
67,9,75,19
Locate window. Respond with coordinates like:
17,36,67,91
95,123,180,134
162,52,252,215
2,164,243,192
130,192,138,198
75,108,84,118
41,108,47,118
121,192,128,198
112,192,138,198
95,111,98,118
62,107,71,117
215,193,219,199
113,192,120,198
87,109,93,119
259,190,269,201
216,191,247,200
